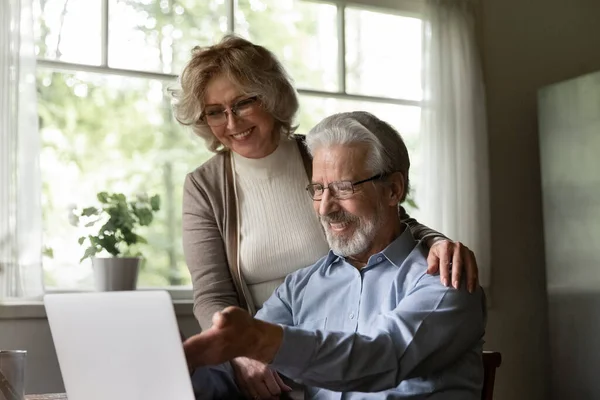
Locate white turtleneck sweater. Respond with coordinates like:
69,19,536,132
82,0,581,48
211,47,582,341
232,137,329,308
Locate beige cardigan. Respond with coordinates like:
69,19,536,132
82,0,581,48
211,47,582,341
182,137,445,330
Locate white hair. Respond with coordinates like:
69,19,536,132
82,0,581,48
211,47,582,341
305,111,411,201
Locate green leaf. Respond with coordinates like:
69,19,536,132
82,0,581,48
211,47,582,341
97,192,109,203
78,236,86,245
122,231,138,246
135,208,153,226
99,220,116,235
97,234,119,256
42,246,54,258
81,207,99,217
88,235,100,246
150,194,160,211
80,246,97,262
405,198,419,210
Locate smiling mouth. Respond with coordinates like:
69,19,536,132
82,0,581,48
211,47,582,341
328,221,351,232
231,128,253,140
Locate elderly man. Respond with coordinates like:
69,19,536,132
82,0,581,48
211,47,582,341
185,111,486,399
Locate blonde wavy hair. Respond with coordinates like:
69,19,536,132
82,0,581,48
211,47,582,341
170,35,299,153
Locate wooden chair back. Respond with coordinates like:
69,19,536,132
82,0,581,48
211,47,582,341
482,351,502,400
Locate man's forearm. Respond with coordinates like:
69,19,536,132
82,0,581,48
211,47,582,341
270,326,400,392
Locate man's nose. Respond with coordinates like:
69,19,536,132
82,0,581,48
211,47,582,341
318,189,339,216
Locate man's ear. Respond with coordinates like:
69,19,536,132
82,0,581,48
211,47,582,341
386,172,405,206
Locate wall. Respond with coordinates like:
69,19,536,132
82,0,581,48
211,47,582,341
0,310,200,394
479,0,600,399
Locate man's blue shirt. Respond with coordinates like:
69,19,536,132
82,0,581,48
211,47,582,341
255,226,487,399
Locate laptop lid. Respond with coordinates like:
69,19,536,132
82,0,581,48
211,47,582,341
44,291,195,400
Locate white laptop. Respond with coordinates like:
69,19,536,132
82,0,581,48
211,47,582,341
44,291,195,400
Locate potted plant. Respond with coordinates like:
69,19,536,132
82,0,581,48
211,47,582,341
69,191,160,291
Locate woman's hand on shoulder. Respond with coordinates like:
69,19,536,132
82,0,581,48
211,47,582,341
426,239,478,293
230,357,292,399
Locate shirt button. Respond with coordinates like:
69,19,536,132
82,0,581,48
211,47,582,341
377,257,383,262
349,313,355,320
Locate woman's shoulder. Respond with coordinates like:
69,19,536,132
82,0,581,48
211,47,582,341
185,151,229,193
291,134,312,177
188,151,227,178
292,134,309,152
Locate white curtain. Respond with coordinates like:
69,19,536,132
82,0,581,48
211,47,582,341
0,0,44,300
418,0,491,287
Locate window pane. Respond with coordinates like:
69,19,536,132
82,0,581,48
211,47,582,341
108,0,227,74
345,8,422,100
298,96,420,139
235,0,338,91
298,96,421,213
34,0,102,65
38,70,210,288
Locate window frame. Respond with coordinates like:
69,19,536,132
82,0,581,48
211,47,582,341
36,0,423,107
35,0,424,295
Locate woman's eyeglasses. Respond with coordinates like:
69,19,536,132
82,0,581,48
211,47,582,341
200,96,259,127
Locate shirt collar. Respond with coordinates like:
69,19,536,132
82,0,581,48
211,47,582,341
325,223,417,268
379,224,417,268
324,249,341,266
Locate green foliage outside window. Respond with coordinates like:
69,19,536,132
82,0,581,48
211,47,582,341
69,192,160,262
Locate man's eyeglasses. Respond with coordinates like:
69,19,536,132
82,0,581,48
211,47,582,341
306,174,386,200
200,96,259,127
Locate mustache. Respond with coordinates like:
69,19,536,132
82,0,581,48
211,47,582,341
319,211,359,224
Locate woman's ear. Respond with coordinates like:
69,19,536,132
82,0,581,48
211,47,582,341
386,172,405,206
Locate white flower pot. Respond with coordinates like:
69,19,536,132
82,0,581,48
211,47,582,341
91,257,140,291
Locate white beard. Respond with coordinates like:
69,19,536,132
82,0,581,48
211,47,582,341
320,202,386,257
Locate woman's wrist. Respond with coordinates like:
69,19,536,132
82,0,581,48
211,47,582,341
426,236,447,249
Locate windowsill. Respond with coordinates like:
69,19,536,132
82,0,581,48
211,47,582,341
0,286,493,320
0,288,194,320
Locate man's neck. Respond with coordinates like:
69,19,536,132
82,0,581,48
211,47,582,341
346,219,405,269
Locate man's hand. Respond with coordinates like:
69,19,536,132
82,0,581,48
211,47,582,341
183,306,284,369
231,357,292,399
426,239,479,293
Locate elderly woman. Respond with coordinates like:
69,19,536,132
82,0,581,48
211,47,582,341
172,35,479,400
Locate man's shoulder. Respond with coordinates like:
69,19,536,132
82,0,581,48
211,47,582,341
399,241,433,287
283,253,333,284
401,243,484,307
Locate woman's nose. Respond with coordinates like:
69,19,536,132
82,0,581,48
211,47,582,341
226,111,240,130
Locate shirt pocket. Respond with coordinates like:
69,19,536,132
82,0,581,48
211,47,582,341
296,317,327,330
